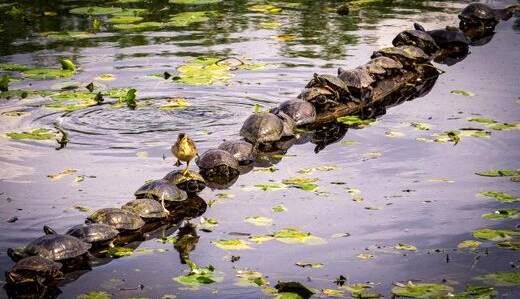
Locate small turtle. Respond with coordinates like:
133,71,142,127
7,227,91,262
271,99,316,126
366,56,403,76
415,23,469,49
88,208,145,231
65,223,119,245
134,178,188,209
240,112,285,144
305,73,351,103
218,140,255,165
337,67,375,101
298,87,338,112
5,256,63,285
392,29,439,56
458,3,514,29
163,169,206,194
356,64,386,81
371,45,430,67
122,198,169,221
196,149,240,180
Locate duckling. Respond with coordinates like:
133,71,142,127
171,133,198,175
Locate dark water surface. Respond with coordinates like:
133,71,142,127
0,0,519,298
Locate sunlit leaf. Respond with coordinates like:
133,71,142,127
173,264,223,289
6,128,56,140
457,240,481,249
113,22,165,32
245,216,273,226
273,34,296,42
249,235,274,244
47,169,77,180
60,59,76,72
0,62,31,72
273,228,325,245
337,115,375,127
297,165,337,175
497,240,520,251
107,15,143,24
411,122,430,130
76,291,112,299
476,272,520,286
95,74,116,81
272,204,287,213
248,4,282,14
235,269,267,287
475,168,520,177
159,98,191,110
342,283,380,298
321,289,344,297
70,6,123,15
450,285,496,299
22,68,74,80
274,293,304,299
212,239,251,250
394,243,417,251
357,253,375,260
174,57,232,85
473,228,520,241
199,217,218,231
169,11,212,27
347,188,363,202
107,246,134,258
254,182,286,191
450,89,475,97
478,191,519,203
391,282,453,298
282,177,319,191
482,209,519,220
295,262,323,268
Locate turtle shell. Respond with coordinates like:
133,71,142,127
372,46,430,63
66,223,119,244
427,27,469,48
24,234,91,261
368,56,403,70
122,198,169,220
6,256,63,285
218,140,255,164
163,170,206,193
338,68,374,90
88,208,145,231
358,64,386,77
196,149,240,181
392,30,439,56
134,179,188,202
297,87,339,111
459,3,496,22
271,99,316,126
240,112,284,143
305,73,350,100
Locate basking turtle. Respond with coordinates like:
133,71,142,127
358,63,386,79
163,169,206,194
240,112,285,144
371,46,430,68
122,198,169,221
305,73,351,103
196,149,240,181
7,227,91,262
337,67,375,101
415,23,469,49
65,223,119,245
87,208,145,231
270,99,316,126
218,140,255,165
458,3,516,28
298,86,339,112
5,256,63,285
366,56,403,76
392,29,439,56
134,179,188,209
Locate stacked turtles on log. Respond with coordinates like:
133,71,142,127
4,2,519,295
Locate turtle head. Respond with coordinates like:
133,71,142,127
43,225,57,235
7,248,24,262
413,22,426,32
178,133,186,140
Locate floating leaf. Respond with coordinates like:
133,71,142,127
411,122,430,130
254,182,286,191
70,6,123,15
343,283,380,298
235,270,267,287
347,188,363,202
467,117,520,131
451,285,496,299
497,240,520,251
21,67,74,80
95,74,116,81
337,115,374,127
46,90,98,111
434,130,460,144
478,191,519,203
357,253,375,260
60,59,76,72
477,272,520,287
273,34,296,42
385,131,405,138
6,128,56,140
457,240,481,249
473,228,520,241
282,177,319,191
77,291,112,299
248,4,282,14
159,98,191,110
107,246,134,258
272,204,287,213
169,11,212,27
47,168,77,180
274,293,304,299
199,217,218,231
482,209,519,220
174,57,232,85
297,165,337,175
259,21,281,29
342,140,359,146
249,235,274,244
107,15,143,24
391,282,453,298
321,289,344,297
245,216,273,226
173,264,223,289
169,0,223,4
295,262,323,268
273,228,325,245
450,89,475,97
212,239,251,250
394,243,417,251
475,168,520,177
113,22,165,32
0,62,30,72
74,175,86,183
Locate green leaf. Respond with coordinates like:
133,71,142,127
450,285,496,299
295,261,323,268
76,291,112,299
107,246,134,257
254,182,286,191
450,89,475,97
212,239,251,250
70,6,123,15
249,235,274,244
60,59,76,71
173,264,223,289
124,88,137,109
174,57,232,85
477,271,520,286
337,115,374,127
411,122,430,130
272,204,287,213
473,228,520,241
169,11,213,27
0,62,30,72
391,282,453,298
235,270,267,287
6,128,55,140
169,0,223,4
0,75,9,92
245,216,273,226
159,98,191,110
343,283,380,298
282,177,319,191
107,15,143,24
273,228,325,245
248,4,282,14
434,130,460,144
113,22,166,32
479,191,519,203
475,168,520,177
321,289,344,297
482,209,519,220
497,240,520,251
274,293,304,299
22,68,74,80
394,243,417,251
457,240,481,249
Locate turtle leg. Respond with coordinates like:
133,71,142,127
160,193,170,214
175,159,182,167
182,160,190,175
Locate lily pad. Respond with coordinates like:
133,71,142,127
70,6,124,15
107,246,134,257
467,117,520,131
6,128,56,140
235,270,267,287
174,57,232,85
95,74,116,81
343,283,380,298
411,122,430,130
475,168,520,177
347,188,363,202
497,240,520,251
457,240,481,249
173,264,223,289
391,282,453,298
199,217,218,231
282,177,319,191
297,165,337,174
107,15,143,24
450,89,475,97
272,204,287,213
113,22,166,32
22,68,74,80
169,11,212,27
46,90,98,111
451,285,496,299
248,4,282,14
249,235,274,244
274,293,304,299
321,289,344,297
0,62,30,72
0,75,9,91
245,216,273,226
478,191,519,203
473,228,520,241
477,271,520,287
482,209,519,220
47,168,77,180
273,228,325,245
212,239,251,250
77,291,112,299
295,262,323,268
273,34,296,42
159,98,191,110
169,0,223,4
394,243,417,251
337,115,374,127
254,182,286,191
60,59,76,71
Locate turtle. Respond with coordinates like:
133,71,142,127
366,56,403,76
7,227,91,262
121,198,170,221
458,3,516,29
392,29,439,56
297,86,339,112
337,67,375,101
65,223,119,245
414,23,469,49
218,139,255,165
357,63,386,80
371,45,430,68
196,149,240,181
240,112,285,144
163,169,206,194
270,99,317,126
5,256,63,285
87,208,145,231
305,73,351,103
134,178,188,209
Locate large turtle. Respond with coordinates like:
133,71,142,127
134,178,188,208
305,73,351,103
218,140,255,165
196,149,240,182
270,99,317,126
458,3,517,29
163,169,206,194
298,86,339,112
5,256,63,285
87,208,145,231
7,227,91,262
122,198,170,222
65,223,119,245
371,45,430,68
337,67,375,101
392,29,439,56
240,112,286,144
415,23,469,49
366,56,403,76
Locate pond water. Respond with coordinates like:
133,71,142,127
0,0,519,298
